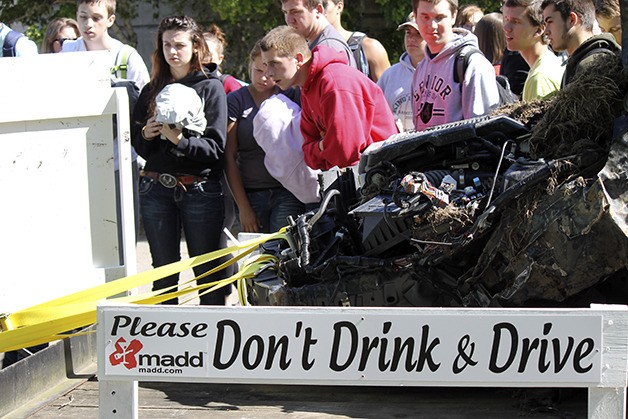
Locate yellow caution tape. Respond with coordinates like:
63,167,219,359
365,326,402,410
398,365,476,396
0,231,286,353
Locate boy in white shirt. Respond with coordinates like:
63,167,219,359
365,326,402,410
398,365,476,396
62,0,149,261
62,0,149,89
378,13,426,131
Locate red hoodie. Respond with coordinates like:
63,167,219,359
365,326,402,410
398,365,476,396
301,45,398,170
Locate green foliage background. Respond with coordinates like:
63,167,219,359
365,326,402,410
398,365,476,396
1,0,502,79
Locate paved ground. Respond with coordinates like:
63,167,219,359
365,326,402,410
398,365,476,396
134,227,241,306
13,233,589,418
25,378,588,418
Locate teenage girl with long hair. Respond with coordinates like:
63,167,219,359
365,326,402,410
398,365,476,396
225,41,304,234
131,15,229,305
41,17,80,53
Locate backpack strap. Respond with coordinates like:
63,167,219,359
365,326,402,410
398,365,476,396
347,31,366,49
453,45,482,90
453,45,518,106
2,29,24,58
111,44,133,79
347,32,369,77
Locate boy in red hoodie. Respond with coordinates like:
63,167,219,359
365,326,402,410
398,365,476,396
259,25,398,171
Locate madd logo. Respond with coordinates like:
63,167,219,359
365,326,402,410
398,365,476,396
108,337,205,372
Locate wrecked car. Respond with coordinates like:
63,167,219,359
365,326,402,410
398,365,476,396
246,53,628,309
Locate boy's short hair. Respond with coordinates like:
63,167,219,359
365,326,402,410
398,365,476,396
504,0,544,27
594,0,620,19
413,0,460,16
281,0,324,9
260,25,311,59
540,0,596,30
77,0,116,16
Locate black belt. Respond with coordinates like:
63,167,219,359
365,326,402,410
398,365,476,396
141,170,208,189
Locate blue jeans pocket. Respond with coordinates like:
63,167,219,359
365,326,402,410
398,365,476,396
196,180,223,198
139,176,154,195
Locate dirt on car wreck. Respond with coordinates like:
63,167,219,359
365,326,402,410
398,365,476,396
246,53,628,309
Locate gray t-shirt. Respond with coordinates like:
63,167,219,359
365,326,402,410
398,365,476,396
309,25,357,69
227,87,300,189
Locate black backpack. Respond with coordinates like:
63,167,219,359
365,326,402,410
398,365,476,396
453,45,519,107
2,29,24,57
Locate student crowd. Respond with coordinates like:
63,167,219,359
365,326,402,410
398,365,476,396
0,0,621,305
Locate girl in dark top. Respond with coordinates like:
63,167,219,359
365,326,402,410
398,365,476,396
131,15,229,305
225,41,304,233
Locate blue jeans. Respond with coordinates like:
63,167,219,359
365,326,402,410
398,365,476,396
139,177,228,305
246,187,306,233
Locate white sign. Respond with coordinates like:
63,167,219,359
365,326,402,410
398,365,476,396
99,305,602,386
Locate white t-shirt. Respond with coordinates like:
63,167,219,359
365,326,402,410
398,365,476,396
253,94,321,204
62,37,149,90
0,23,38,56
377,52,417,132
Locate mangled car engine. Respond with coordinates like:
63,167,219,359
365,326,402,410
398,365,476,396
246,54,628,308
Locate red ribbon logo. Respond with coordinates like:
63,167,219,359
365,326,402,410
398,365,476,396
109,337,143,369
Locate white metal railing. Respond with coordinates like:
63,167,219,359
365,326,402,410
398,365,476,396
97,303,628,418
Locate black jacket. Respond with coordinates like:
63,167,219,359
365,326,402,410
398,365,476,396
562,33,620,87
499,49,529,96
132,64,227,178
